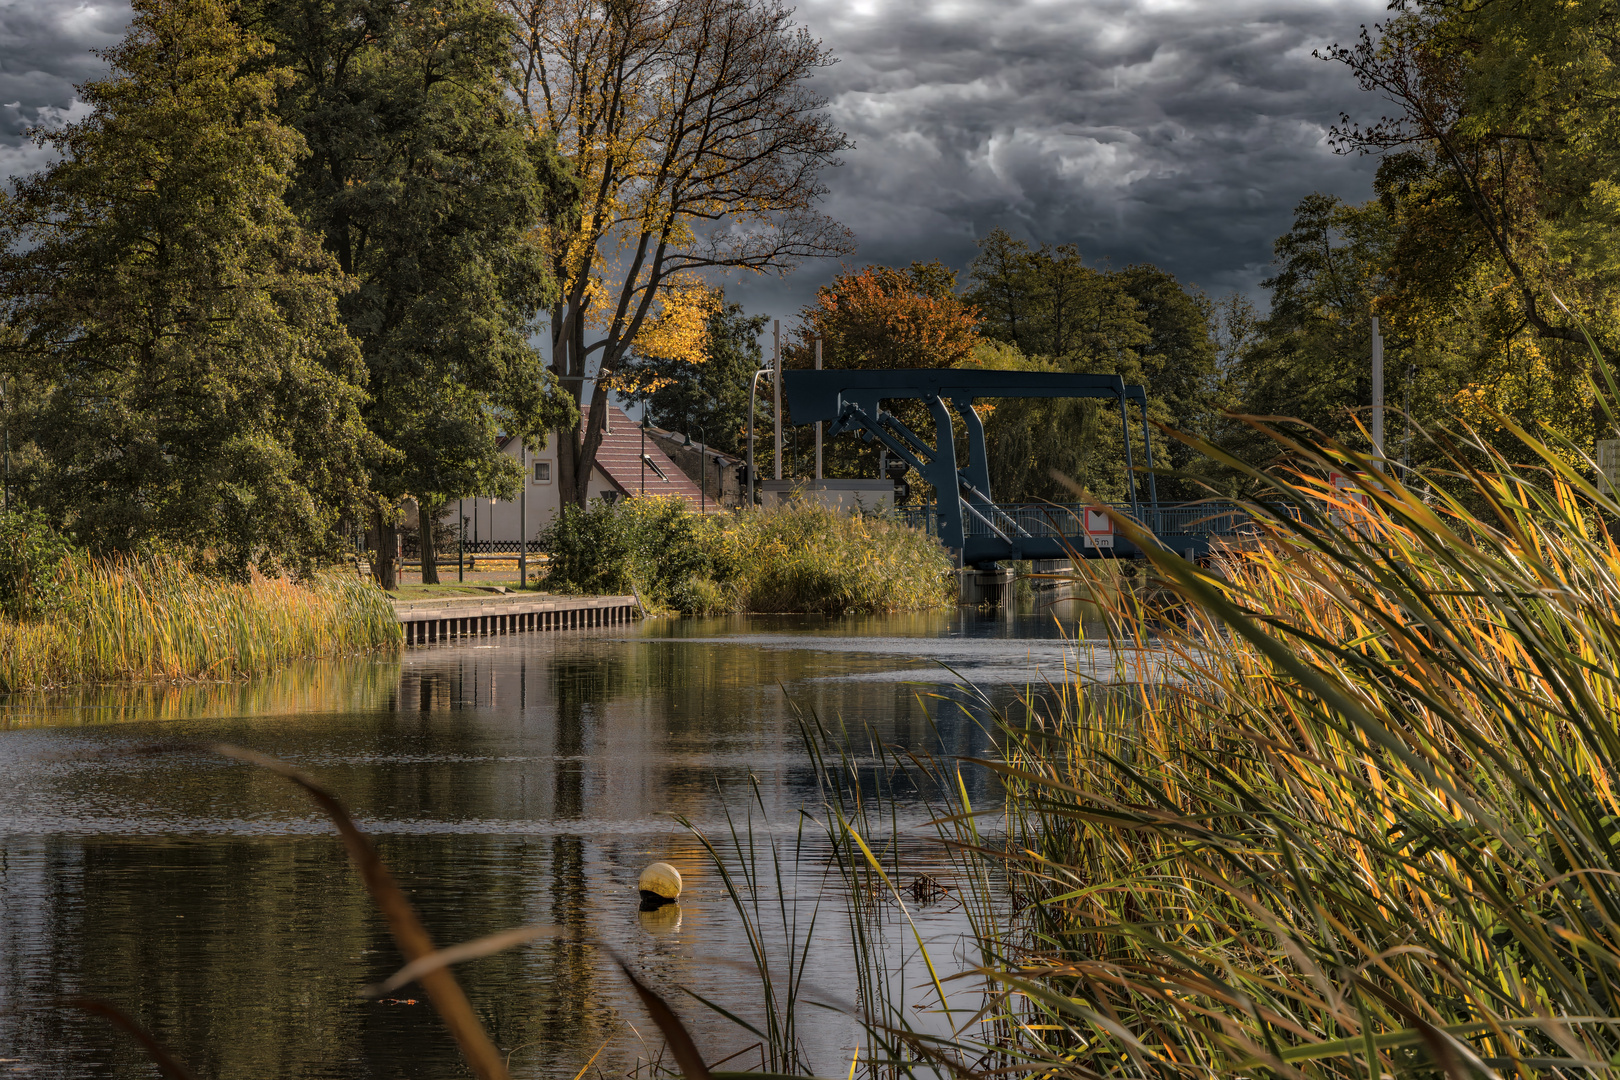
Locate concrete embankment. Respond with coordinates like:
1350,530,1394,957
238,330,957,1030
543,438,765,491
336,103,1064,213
393,593,640,645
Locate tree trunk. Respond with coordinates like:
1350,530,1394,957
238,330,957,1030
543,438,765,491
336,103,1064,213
419,498,440,585
373,510,398,591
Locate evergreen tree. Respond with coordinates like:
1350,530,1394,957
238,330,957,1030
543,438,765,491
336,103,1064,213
0,0,379,576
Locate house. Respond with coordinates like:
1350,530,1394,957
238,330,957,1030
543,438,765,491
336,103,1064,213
444,404,705,547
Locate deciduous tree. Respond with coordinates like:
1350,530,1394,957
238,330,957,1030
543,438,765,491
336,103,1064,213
786,262,980,481
501,0,854,507
624,297,768,455
248,0,579,585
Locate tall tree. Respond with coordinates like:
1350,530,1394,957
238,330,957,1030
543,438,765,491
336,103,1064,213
966,232,1186,503
795,262,982,372
1115,264,1222,499
0,0,379,576
247,0,578,585
967,229,1147,368
1226,193,1390,476
1322,1,1620,348
501,0,854,507
787,262,982,480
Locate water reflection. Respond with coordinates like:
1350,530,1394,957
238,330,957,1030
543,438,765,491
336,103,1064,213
0,610,1101,1078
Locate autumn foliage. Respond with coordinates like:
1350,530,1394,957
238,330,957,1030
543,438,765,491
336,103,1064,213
795,262,981,370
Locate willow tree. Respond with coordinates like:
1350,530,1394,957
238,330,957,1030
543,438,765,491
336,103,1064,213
502,0,854,506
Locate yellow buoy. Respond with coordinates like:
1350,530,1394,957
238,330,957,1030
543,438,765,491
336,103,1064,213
638,862,682,905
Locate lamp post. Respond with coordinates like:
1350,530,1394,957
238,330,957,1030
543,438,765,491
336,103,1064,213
813,336,822,481
746,367,769,509
1372,315,1384,467
519,440,528,589
640,412,648,495
694,422,707,513
772,319,782,481
458,497,464,582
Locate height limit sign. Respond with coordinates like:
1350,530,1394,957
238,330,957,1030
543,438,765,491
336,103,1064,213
1084,508,1114,549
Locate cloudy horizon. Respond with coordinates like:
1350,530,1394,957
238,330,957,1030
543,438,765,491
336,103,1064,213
1,0,1394,325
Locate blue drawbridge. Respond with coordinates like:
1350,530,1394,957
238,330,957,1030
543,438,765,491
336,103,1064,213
781,368,1249,568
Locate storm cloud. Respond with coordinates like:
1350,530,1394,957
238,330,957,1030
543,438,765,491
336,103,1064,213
728,0,1394,319
0,0,1392,318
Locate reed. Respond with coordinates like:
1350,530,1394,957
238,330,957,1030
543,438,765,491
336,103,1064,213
705,502,957,615
684,396,1620,1078
0,558,400,691
540,497,957,615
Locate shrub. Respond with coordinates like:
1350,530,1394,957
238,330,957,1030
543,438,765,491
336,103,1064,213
537,496,955,614
0,507,79,620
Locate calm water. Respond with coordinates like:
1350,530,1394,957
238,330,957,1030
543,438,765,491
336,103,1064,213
0,610,1124,1078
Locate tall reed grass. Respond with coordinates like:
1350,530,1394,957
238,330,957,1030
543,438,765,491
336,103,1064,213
541,496,956,615
689,405,1620,1078
705,501,957,615
0,559,400,691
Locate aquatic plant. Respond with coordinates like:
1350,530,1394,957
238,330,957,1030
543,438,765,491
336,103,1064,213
538,497,956,615
0,559,400,691
682,401,1620,1077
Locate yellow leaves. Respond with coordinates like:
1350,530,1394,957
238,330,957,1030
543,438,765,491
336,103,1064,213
1449,334,1594,459
632,277,718,365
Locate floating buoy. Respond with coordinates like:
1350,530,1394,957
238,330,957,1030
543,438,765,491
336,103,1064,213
638,862,681,908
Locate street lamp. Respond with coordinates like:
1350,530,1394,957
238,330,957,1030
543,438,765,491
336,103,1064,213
746,366,769,509
695,422,707,513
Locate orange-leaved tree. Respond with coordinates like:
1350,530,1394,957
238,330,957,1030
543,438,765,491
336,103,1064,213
784,261,981,479
794,262,981,371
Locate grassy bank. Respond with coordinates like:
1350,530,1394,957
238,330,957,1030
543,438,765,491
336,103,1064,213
678,414,1620,1078
0,559,400,691
538,498,956,614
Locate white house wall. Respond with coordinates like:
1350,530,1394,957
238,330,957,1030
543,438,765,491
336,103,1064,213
435,439,622,544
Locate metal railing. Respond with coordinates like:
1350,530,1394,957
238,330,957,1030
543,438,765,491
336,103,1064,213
901,501,1261,543
398,539,534,558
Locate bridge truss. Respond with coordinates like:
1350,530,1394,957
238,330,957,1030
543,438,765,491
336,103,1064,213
781,368,1247,568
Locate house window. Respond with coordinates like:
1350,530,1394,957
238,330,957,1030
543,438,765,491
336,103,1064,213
533,461,552,483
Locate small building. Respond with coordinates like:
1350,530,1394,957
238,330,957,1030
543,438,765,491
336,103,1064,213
444,405,706,548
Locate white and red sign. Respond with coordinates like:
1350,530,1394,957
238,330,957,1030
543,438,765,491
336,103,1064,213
1084,508,1114,548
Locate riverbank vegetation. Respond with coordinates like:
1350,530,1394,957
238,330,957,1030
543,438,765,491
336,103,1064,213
680,404,1620,1077
0,555,398,692
538,497,955,615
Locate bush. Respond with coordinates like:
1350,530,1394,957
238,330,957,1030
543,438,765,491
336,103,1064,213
537,496,712,603
0,507,79,620
537,496,955,614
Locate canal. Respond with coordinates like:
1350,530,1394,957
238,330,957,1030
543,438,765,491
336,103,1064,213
0,610,1120,1078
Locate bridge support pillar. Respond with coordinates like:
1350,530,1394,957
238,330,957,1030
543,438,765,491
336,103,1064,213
958,566,1016,609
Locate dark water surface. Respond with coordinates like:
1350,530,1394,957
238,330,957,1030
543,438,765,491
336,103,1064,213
0,611,1117,1078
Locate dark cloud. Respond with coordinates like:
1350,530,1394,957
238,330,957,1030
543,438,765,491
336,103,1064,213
0,0,1390,323
725,0,1391,324
0,1,127,177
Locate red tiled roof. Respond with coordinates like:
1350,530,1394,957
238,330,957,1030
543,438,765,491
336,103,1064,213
589,405,703,507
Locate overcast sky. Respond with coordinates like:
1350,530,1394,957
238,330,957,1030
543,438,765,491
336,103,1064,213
0,0,1391,324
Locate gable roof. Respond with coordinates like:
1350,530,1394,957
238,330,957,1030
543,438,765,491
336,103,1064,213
589,404,703,507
